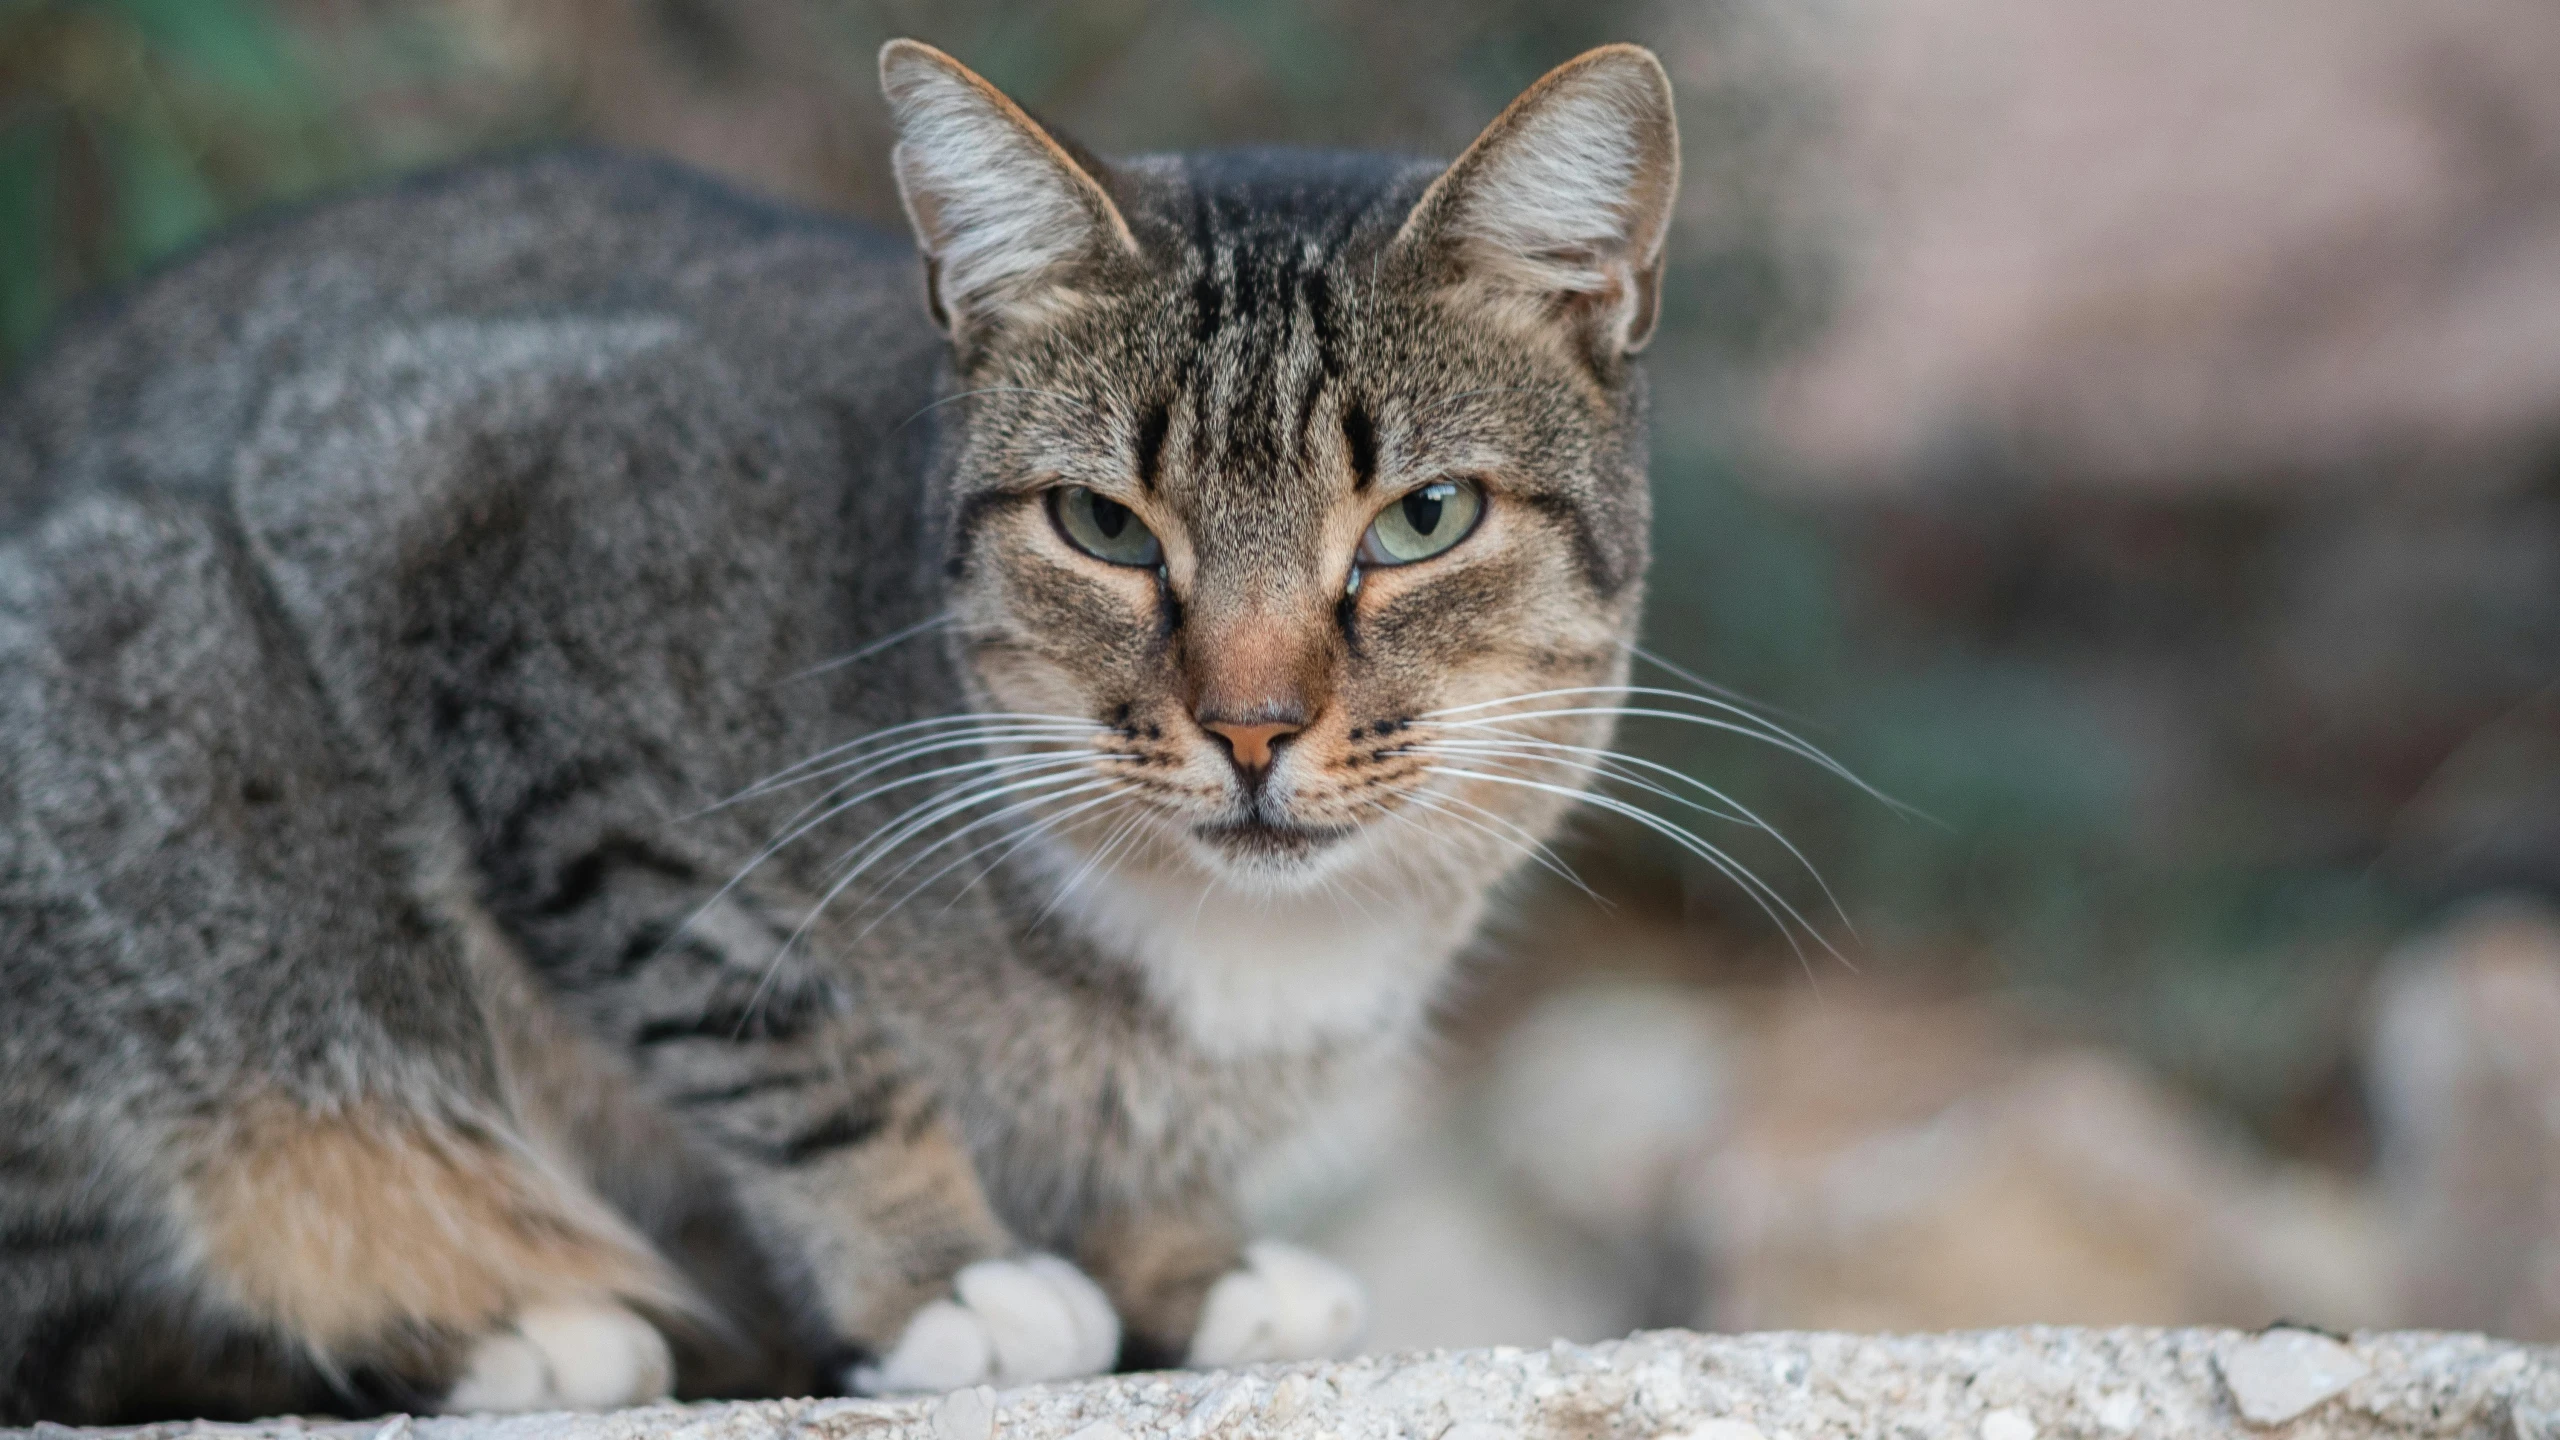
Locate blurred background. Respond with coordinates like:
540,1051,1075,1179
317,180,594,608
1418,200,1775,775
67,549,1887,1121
5,0,2557,1350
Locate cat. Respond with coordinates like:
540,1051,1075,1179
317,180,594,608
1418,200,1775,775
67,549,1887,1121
0,38,1677,1423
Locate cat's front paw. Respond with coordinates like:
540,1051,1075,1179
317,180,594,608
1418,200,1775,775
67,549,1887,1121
439,1301,675,1413
849,1254,1120,1393
1185,1240,1365,1366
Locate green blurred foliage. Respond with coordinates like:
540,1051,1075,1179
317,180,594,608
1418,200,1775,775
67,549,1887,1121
0,0,555,363
2,0,335,353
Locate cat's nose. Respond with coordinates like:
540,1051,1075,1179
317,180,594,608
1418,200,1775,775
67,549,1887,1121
1200,717,1303,775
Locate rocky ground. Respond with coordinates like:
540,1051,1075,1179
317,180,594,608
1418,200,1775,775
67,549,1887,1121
19,1329,2554,1440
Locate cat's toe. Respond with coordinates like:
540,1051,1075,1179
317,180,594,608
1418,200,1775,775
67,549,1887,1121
850,1255,1120,1394
442,1332,550,1414
1186,1240,1366,1367
998,1250,1121,1373
518,1302,675,1408
850,1298,995,1394
438,1301,673,1413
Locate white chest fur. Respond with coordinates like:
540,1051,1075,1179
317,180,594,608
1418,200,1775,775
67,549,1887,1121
1038,847,1483,1060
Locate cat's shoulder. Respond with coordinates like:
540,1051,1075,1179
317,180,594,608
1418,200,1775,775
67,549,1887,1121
1,148,935,535
44,145,907,341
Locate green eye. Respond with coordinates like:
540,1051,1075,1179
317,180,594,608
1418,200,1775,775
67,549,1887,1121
1359,478,1484,565
1050,486,1163,567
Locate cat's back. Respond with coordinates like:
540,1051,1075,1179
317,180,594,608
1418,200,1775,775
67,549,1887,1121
0,149,939,534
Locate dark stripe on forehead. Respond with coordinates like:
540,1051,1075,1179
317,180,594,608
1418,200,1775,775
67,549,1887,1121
1172,157,1398,491
1291,264,1342,469
1343,402,1377,491
1134,401,1170,493
1302,265,1337,375
1290,369,1326,469
1187,191,1224,345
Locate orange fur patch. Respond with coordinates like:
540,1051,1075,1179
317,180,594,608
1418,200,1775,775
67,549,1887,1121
1078,1206,1241,1360
180,1098,681,1353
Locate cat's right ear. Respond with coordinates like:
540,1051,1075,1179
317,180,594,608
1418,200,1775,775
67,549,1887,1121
879,40,1140,351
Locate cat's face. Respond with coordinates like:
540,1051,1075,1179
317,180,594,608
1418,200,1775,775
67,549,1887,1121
883,42,1678,893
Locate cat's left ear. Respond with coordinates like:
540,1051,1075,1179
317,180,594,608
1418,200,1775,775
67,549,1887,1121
1394,45,1681,359
878,40,1140,349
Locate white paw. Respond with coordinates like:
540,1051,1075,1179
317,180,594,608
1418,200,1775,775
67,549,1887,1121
1186,1240,1366,1367
850,1254,1120,1393
440,1301,674,1413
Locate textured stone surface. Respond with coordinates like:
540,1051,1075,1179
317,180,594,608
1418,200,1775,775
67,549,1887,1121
15,1329,2556,1440
2216,1329,2372,1425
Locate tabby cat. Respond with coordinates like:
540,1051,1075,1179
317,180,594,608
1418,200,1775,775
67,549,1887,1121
0,39,1678,1422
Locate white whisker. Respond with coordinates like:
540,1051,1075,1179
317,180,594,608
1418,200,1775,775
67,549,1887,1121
726,748,1099,907
1427,733,1853,934
860,788,1133,938
786,610,957,682
897,384,1110,432
1423,762,1847,972
1423,684,1904,811
715,758,1110,1013
730,771,1118,1032
1387,786,1600,902
720,711,1098,806
1625,640,1804,722
740,726,1101,822
1031,808,1154,927
826,769,1122,893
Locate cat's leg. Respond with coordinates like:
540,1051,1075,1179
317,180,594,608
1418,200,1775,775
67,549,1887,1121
0,499,688,1420
178,1098,686,1414
622,1015,1119,1393
1080,1206,1366,1370
516,879,1117,1393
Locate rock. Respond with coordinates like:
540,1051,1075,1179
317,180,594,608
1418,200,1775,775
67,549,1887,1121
18,1329,2551,1440
1664,1421,1768,1440
1326,980,2400,1349
1981,1407,2038,1440
1747,0,2560,487
2214,1328,2371,1425
1651,987,2393,1334
2368,901,2560,1341
928,1385,995,1440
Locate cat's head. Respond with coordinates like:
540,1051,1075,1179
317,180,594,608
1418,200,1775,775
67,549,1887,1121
881,41,1677,895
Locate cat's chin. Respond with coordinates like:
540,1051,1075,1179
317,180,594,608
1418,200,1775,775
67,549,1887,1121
1187,817,1360,883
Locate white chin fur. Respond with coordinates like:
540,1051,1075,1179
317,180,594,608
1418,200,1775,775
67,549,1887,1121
1027,822,1481,1059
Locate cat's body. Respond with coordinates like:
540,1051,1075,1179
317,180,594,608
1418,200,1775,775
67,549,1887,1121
0,44,1677,1424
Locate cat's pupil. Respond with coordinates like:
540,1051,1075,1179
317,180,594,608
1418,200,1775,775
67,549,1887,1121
1403,487,1448,536
1092,494,1130,538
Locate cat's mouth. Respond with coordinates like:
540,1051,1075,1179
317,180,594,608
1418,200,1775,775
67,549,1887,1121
1191,816,1356,862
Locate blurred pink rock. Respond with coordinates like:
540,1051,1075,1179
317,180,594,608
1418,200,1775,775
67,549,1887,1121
1747,0,2560,487
1658,988,2394,1333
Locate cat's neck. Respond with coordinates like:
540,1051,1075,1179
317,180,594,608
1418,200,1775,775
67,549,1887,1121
1022,833,1485,1061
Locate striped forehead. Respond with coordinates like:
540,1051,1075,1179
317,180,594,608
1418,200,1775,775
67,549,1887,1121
1143,151,1421,525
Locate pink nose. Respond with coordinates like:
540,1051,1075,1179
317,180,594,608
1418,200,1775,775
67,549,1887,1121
1202,719,1301,772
